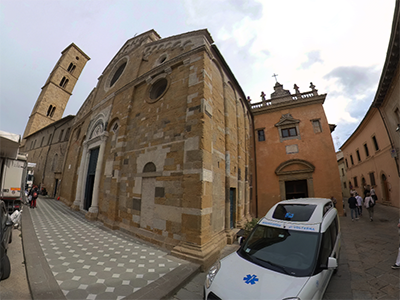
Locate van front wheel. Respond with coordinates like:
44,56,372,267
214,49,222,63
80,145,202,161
0,254,11,280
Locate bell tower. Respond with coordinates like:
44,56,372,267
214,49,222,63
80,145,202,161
22,43,90,146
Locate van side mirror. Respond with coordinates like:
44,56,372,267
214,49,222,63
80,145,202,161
320,257,337,270
238,236,246,245
327,257,338,269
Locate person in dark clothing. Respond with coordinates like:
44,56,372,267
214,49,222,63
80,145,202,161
348,195,359,221
30,185,39,208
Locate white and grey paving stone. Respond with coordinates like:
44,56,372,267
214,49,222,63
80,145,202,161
29,198,182,300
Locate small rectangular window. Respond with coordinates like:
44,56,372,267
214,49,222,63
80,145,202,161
257,129,265,141
372,136,379,151
394,107,400,123
369,172,376,186
59,130,64,142
345,159,348,168
356,150,361,162
350,155,354,165
341,168,345,176
343,182,347,189
354,176,358,187
282,127,297,138
364,143,369,157
40,136,45,147
312,120,322,133
64,128,71,141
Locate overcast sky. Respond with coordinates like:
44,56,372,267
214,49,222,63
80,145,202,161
0,0,396,150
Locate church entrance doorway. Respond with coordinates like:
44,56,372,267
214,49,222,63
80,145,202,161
84,147,99,211
285,179,308,199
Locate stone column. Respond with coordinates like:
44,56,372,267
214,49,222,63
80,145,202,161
87,132,108,218
72,141,88,210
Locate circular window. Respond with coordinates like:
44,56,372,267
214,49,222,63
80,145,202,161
110,62,127,87
149,78,168,100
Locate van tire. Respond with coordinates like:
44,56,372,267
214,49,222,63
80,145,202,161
1,255,11,280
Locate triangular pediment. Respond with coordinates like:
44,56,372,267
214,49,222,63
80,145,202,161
275,113,300,127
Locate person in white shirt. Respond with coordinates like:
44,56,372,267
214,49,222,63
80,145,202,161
370,187,377,201
364,192,375,221
355,193,363,217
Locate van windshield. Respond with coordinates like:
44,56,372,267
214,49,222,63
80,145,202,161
238,224,320,277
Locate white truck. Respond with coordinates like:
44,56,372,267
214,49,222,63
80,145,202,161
0,131,27,213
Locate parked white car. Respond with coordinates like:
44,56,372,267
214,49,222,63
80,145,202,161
204,198,341,300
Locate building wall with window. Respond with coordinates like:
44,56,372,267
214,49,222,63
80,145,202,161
21,116,74,197
251,82,342,217
340,108,398,205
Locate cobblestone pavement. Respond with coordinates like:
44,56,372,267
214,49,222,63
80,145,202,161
172,201,400,300
0,226,31,300
26,198,190,300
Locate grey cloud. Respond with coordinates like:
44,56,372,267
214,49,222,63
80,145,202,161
300,50,323,69
324,65,381,135
324,65,380,96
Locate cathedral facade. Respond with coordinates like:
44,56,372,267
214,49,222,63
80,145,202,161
23,29,254,269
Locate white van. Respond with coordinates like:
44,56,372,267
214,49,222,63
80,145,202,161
204,198,341,300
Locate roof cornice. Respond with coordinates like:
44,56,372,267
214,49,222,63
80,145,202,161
372,0,399,107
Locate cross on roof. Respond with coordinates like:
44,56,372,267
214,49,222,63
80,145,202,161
272,73,278,82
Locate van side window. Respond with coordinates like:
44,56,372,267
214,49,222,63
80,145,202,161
315,229,333,274
329,218,338,248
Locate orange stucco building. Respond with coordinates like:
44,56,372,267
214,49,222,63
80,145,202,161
251,82,343,217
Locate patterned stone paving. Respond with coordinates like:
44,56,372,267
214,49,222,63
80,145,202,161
30,198,181,300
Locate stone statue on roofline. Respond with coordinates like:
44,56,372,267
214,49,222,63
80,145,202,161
310,82,318,95
294,84,300,94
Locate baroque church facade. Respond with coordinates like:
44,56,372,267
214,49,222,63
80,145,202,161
21,30,254,269
251,82,343,217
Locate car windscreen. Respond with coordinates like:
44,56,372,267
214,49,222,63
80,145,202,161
238,224,320,277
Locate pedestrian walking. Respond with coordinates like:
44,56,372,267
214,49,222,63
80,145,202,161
30,185,39,208
370,187,378,201
364,192,375,221
363,184,370,198
355,193,363,217
348,194,359,221
391,219,400,269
